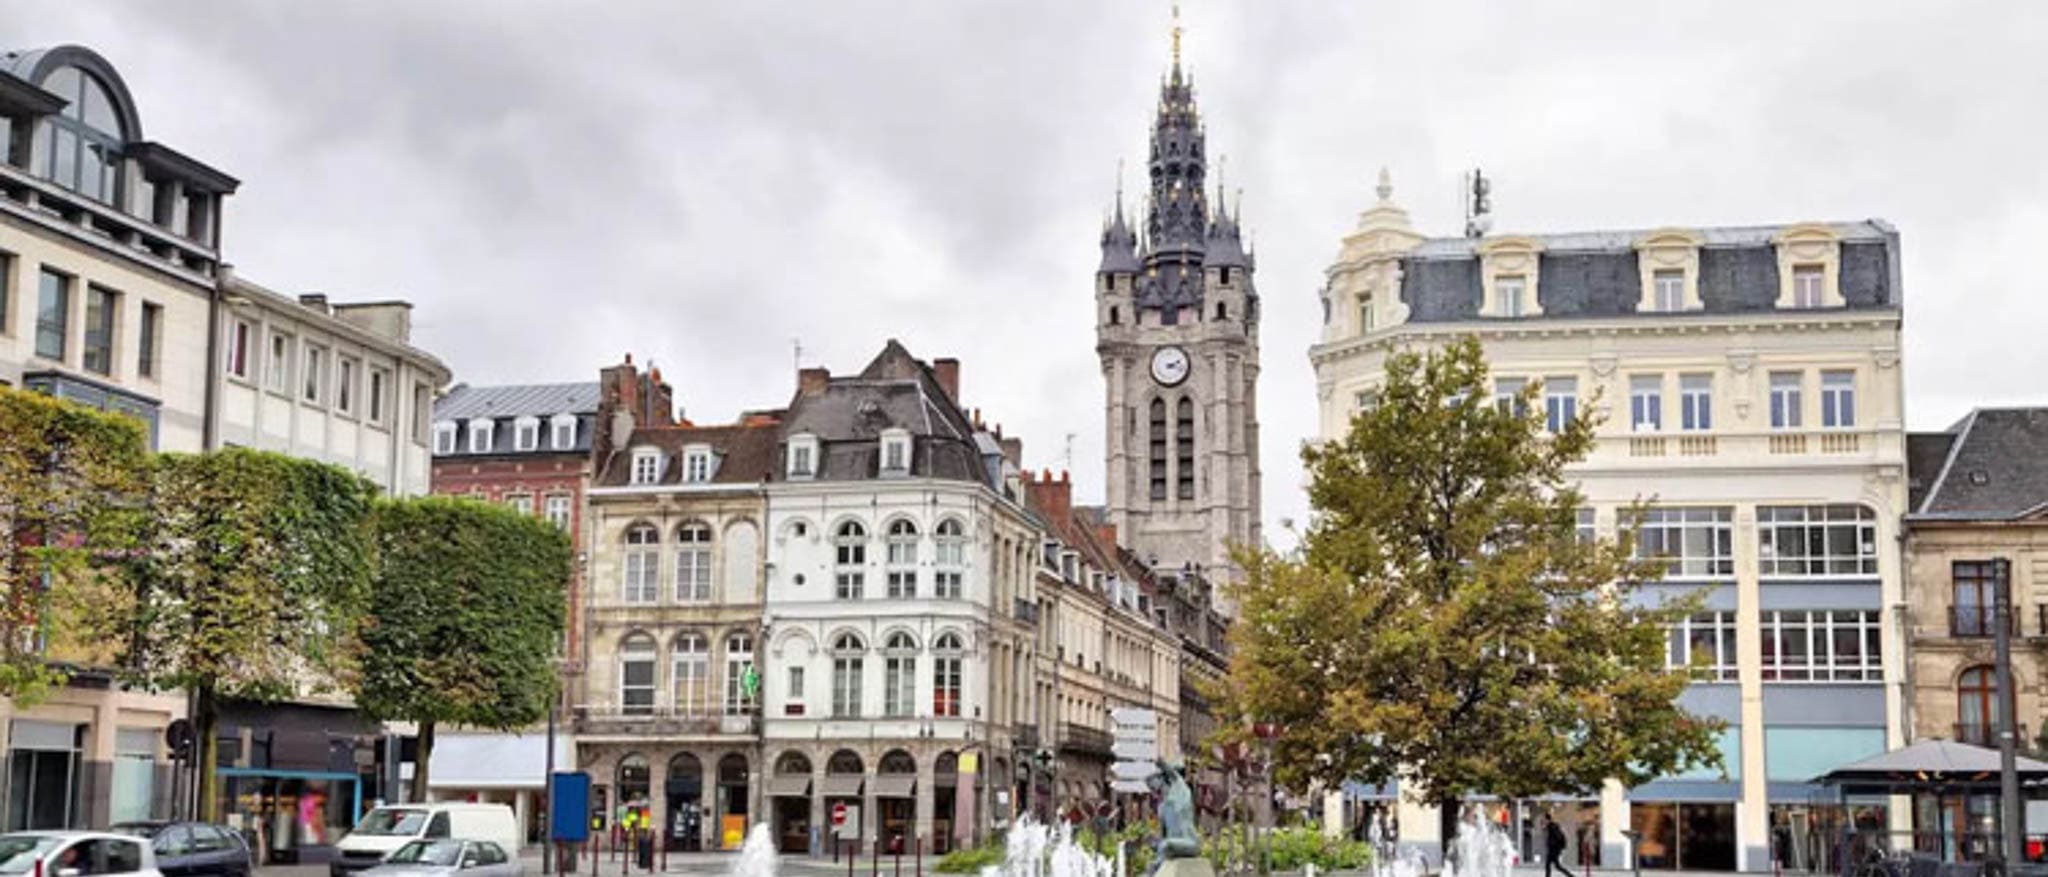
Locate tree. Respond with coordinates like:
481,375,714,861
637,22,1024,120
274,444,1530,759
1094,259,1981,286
1212,336,1720,826
356,496,570,801
108,449,378,820
0,387,148,705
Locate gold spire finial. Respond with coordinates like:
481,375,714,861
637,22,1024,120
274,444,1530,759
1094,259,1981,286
1171,3,1183,67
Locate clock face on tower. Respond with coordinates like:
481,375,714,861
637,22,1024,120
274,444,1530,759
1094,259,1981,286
1150,346,1191,387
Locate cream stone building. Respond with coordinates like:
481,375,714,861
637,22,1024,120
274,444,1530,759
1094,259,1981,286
1308,174,1907,873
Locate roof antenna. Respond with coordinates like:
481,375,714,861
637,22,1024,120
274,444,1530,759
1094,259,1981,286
1463,167,1493,238
1064,432,1077,474
792,337,804,373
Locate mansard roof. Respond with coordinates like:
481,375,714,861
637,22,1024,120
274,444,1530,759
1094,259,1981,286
777,340,987,486
1909,408,2048,522
595,420,782,487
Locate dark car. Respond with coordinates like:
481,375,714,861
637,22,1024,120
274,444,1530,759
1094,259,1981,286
108,824,250,877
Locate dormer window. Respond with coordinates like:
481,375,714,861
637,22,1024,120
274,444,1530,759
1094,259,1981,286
514,416,540,452
1772,224,1844,309
467,418,494,453
683,444,715,483
1791,265,1824,308
1496,276,1527,318
1652,271,1684,312
787,433,819,479
1477,237,1544,318
879,428,911,476
630,448,662,485
432,421,457,455
1634,229,1704,313
551,414,577,450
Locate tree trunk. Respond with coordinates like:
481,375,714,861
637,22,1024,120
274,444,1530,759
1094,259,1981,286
196,684,221,821
410,719,436,803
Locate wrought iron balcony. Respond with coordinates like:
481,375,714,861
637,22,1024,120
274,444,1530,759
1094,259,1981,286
1058,722,1112,757
1013,723,1040,749
572,703,756,736
1949,606,2017,638
1013,597,1040,625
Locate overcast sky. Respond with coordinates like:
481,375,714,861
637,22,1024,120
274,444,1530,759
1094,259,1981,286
9,1,2045,543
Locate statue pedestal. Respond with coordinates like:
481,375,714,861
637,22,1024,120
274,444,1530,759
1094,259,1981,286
1154,858,1217,877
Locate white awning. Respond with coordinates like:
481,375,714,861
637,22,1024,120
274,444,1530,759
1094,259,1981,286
428,733,575,790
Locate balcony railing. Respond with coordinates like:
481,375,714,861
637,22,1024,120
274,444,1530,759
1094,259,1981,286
1949,606,2018,638
1953,723,2028,748
1058,722,1112,757
573,704,756,735
1600,428,1881,466
1014,723,1040,749
1013,597,1040,625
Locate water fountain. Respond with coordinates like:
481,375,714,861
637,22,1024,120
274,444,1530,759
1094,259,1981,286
728,823,777,877
1439,807,1515,877
981,815,1113,877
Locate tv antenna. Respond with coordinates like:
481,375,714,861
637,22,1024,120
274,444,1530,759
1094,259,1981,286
1462,168,1493,238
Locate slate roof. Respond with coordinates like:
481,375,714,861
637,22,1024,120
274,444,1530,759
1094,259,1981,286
434,381,600,458
1398,220,1900,323
1909,408,2048,521
777,341,988,486
596,420,782,487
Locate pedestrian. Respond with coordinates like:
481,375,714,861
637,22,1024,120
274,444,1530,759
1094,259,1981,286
1544,814,1574,877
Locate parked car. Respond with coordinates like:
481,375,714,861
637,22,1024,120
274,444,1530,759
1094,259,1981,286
332,803,519,877
109,823,250,877
0,831,163,877
360,840,517,877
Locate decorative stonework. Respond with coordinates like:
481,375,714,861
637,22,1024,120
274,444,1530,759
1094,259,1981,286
1772,224,1845,308
1476,236,1545,317
1633,229,1705,312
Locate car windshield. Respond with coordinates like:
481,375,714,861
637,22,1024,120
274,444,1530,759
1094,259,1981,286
384,841,463,867
354,809,429,836
0,837,63,874
107,825,161,839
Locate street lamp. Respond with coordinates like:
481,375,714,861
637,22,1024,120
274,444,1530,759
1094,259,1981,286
1251,723,1284,877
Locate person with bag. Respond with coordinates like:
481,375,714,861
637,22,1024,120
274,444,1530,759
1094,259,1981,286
1544,813,1575,877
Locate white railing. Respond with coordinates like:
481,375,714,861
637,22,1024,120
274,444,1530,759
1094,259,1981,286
1593,428,1884,467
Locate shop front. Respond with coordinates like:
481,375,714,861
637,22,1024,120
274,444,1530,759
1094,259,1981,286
216,768,359,863
426,731,572,848
766,752,812,855
1,678,180,830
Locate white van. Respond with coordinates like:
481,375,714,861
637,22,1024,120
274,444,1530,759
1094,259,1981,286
330,804,519,877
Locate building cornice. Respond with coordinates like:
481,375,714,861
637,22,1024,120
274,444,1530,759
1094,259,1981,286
1308,309,1903,369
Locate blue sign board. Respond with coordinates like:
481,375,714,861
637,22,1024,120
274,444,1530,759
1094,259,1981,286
551,771,591,842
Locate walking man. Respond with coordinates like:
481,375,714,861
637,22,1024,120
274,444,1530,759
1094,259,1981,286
1544,814,1574,877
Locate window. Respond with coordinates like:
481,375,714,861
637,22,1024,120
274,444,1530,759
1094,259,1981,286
675,522,712,603
1176,397,1195,500
1679,374,1712,431
35,269,69,361
1630,375,1663,432
1108,306,1119,325
1757,506,1878,577
1951,562,2000,638
619,634,656,715
834,521,867,599
335,357,357,415
265,330,291,392
136,302,160,379
36,66,124,202
226,320,252,379
831,633,865,718
544,495,571,531
302,344,325,403
81,285,115,376
1576,508,1596,544
431,422,457,455
1630,507,1734,578
504,494,533,516
1355,389,1379,413
1497,275,1527,318
623,524,660,604
684,447,712,482
1493,378,1528,418
880,429,910,474
670,632,708,716
1759,610,1881,682
551,414,577,450
787,666,805,699
1148,399,1168,501
1666,612,1738,682
883,632,916,718
788,434,818,478
880,518,921,599
514,417,539,451
0,252,11,334
413,383,430,445
933,632,964,717
630,449,661,484
1769,372,1803,429
1820,371,1856,428
1957,666,2001,744
934,518,965,599
466,417,492,453
1358,293,1375,332
1791,265,1825,308
1544,377,1577,433
368,368,389,424
724,632,755,715
1652,269,1685,312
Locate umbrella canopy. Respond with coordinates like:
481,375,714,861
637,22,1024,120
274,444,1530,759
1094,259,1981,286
1815,739,2048,792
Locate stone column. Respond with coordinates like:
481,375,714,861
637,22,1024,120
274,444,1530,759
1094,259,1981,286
914,756,935,854
1599,778,1629,868
1734,504,1770,872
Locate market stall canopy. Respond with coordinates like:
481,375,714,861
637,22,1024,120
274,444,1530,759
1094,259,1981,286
1814,739,2048,792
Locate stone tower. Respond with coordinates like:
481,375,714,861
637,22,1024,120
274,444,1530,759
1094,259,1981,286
1095,31,1260,612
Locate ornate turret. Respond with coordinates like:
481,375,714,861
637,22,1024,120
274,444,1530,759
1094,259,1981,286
1127,9,1221,324
1099,192,1140,275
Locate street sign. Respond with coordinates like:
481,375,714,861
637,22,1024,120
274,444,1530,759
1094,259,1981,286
1110,780,1151,794
1111,761,1159,781
1110,708,1157,729
1111,739,1157,761
831,802,847,827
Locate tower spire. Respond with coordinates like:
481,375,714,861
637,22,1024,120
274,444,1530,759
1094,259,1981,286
1171,3,1183,70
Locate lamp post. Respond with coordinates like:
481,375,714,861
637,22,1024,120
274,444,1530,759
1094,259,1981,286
1251,723,1283,877
1993,559,2022,870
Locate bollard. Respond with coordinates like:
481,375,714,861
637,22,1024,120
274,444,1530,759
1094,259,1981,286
894,840,902,877
915,836,923,877
660,837,667,873
871,832,880,877
847,839,855,877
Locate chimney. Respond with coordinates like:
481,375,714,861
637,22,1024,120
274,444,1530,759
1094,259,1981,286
798,367,831,398
999,437,1023,469
932,358,961,403
1024,468,1074,526
1095,522,1120,551
297,292,330,314
594,354,644,465
643,367,676,428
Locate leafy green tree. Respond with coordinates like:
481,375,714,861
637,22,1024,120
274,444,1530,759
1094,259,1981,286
108,449,378,819
357,496,569,800
1214,337,1720,824
0,387,149,705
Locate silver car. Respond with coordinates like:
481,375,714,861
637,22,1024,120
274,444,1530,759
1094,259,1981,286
360,840,518,877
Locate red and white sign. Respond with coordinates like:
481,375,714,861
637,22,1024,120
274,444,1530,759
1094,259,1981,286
831,802,848,827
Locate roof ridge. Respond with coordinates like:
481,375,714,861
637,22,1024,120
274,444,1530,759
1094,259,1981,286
1920,409,1981,515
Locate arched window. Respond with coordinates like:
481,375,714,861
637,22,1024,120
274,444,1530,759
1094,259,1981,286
619,633,657,716
831,633,866,718
623,524,660,604
724,631,756,716
35,65,124,202
883,631,917,718
885,519,918,599
617,754,650,805
1148,399,1168,501
834,521,867,600
1176,397,1195,500
933,632,964,718
1958,665,2001,746
934,519,966,599
671,632,708,716
675,521,713,603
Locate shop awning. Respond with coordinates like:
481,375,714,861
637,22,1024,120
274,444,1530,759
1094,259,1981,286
766,775,812,798
820,775,864,798
873,775,916,799
428,733,575,790
1814,739,2048,791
